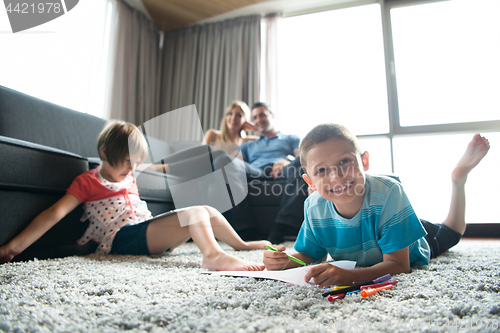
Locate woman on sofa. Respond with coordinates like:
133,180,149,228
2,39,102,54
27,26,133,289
202,100,258,147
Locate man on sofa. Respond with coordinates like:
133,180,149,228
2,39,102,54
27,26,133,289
235,102,309,244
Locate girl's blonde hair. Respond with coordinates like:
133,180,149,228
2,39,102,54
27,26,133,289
97,120,149,167
219,101,251,143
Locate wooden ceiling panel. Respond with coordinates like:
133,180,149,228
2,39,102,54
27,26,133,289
142,0,267,32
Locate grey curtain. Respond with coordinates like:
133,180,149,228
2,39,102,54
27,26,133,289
107,0,161,125
160,15,261,134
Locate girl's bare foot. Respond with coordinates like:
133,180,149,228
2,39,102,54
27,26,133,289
451,134,490,186
201,252,265,271
233,240,272,251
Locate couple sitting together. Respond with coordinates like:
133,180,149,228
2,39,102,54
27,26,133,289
195,101,307,245
155,101,307,244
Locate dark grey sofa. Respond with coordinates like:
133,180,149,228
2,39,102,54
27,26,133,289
0,85,283,261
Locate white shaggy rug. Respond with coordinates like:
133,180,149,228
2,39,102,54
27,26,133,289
1,240,499,333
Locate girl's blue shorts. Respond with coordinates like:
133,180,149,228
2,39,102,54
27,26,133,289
109,221,151,255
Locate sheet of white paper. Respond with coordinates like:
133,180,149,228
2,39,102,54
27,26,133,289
210,261,356,286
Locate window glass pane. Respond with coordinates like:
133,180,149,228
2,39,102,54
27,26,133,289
0,0,111,118
393,133,499,224
358,137,392,175
276,4,389,138
391,0,500,126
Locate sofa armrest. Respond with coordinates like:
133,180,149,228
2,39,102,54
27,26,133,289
0,135,90,253
0,135,88,192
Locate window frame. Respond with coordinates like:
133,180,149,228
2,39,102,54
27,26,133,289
383,0,500,235
380,0,500,172
283,0,500,172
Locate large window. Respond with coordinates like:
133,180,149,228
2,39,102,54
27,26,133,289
0,0,112,118
275,4,389,139
391,0,500,127
275,0,500,225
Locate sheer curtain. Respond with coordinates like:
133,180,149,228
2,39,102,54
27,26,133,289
106,0,161,125
261,13,282,109
0,0,111,118
160,15,261,135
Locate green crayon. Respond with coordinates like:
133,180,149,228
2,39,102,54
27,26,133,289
266,245,306,266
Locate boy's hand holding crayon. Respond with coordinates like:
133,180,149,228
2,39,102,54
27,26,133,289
262,245,356,287
304,263,355,288
263,245,297,271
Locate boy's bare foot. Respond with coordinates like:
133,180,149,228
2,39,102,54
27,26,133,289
452,134,490,186
233,240,272,251
202,252,265,271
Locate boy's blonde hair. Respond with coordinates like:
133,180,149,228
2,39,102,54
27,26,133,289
299,123,362,174
220,101,251,143
97,120,149,167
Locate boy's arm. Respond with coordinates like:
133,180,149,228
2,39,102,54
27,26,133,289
303,247,410,287
0,193,81,264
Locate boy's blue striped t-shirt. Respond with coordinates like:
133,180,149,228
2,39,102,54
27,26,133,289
294,174,430,266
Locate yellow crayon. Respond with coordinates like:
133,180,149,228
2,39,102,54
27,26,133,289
333,285,352,291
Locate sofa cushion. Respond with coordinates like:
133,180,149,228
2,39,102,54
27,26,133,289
0,135,90,248
133,166,175,203
0,85,106,158
143,136,174,161
0,135,88,191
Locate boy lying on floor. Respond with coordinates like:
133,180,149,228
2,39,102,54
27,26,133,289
263,123,490,287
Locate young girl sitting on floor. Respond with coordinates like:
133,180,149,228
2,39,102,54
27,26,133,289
0,120,269,270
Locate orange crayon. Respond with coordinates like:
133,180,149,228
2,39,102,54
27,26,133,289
360,284,393,298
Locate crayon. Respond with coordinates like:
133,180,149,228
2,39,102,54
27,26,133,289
360,284,393,298
360,280,398,290
322,274,391,297
333,285,352,291
266,245,306,266
327,294,346,302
